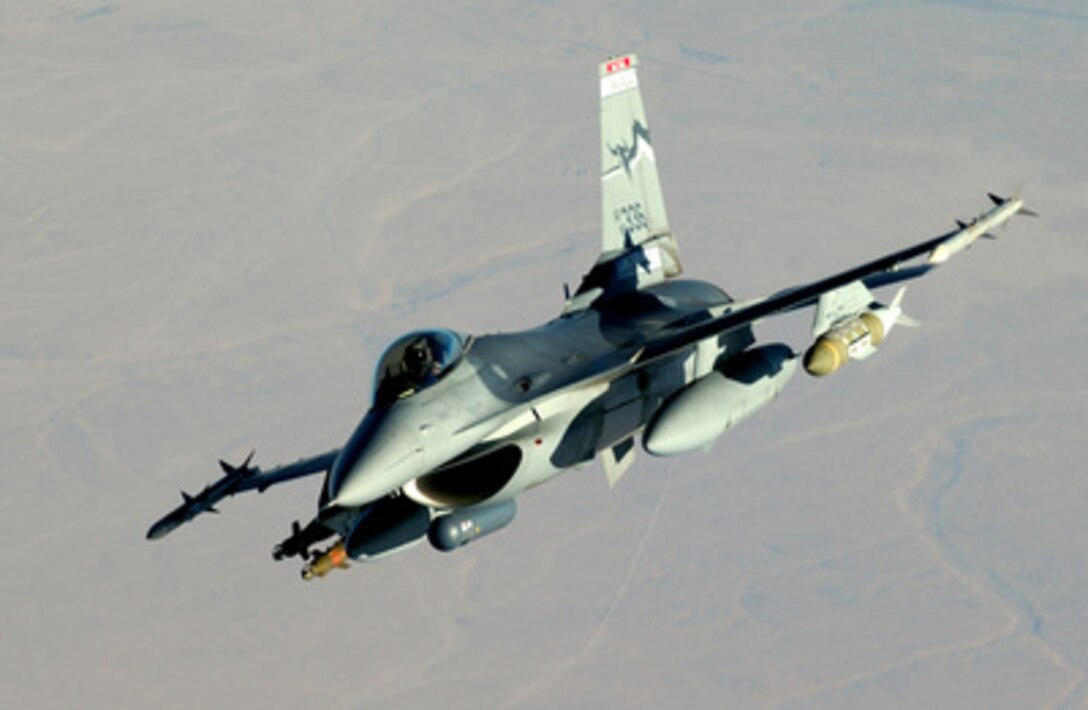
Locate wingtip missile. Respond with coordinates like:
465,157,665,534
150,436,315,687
147,452,262,540
146,494,204,539
929,191,1034,264
146,513,182,540
989,191,1039,217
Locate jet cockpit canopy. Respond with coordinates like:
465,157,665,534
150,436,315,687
372,329,466,406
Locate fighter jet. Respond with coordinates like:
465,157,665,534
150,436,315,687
148,54,1033,580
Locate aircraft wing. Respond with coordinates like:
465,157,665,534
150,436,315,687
638,192,1033,364
146,449,339,539
490,194,1028,449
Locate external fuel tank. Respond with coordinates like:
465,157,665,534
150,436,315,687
642,344,796,456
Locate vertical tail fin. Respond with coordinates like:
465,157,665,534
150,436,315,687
566,55,682,314
599,55,680,275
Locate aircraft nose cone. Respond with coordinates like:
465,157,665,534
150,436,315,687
326,409,424,508
328,449,424,508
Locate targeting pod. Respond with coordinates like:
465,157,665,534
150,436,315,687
428,500,517,552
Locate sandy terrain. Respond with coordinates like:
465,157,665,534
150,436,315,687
2,2,1085,707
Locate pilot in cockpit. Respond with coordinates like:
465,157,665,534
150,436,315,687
373,329,465,406
404,336,442,387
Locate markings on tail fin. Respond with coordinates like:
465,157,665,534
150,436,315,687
604,120,654,180
604,56,633,73
601,67,638,99
557,51,684,313
599,53,673,260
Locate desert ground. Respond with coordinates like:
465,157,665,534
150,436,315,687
2,2,1086,707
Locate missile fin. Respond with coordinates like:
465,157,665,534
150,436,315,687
889,286,906,311
888,287,920,328
219,450,257,477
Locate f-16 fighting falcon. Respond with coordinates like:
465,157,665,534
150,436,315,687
148,54,1034,580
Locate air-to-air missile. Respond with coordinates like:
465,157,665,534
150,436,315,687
928,193,1037,264
146,452,257,540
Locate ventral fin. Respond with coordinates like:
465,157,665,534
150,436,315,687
603,436,637,487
